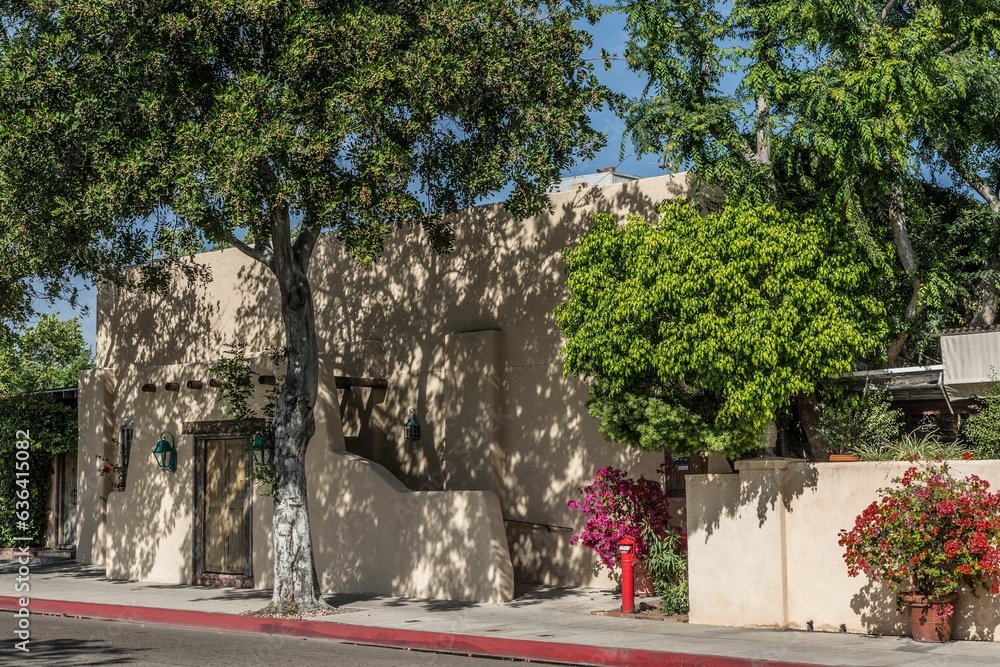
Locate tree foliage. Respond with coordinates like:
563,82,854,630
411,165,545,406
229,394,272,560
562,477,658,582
0,315,91,547
0,0,607,611
557,203,887,457
619,0,1000,352
0,314,93,393
562,0,998,457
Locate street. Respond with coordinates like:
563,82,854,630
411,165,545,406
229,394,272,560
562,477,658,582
2,613,572,666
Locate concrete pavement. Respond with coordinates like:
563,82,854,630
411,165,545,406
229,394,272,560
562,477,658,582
1,560,998,666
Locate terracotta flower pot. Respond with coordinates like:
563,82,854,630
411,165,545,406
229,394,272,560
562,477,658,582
902,592,959,643
829,454,860,462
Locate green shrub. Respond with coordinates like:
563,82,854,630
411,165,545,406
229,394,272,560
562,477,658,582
853,427,968,461
0,394,78,547
817,390,903,456
641,521,689,615
964,382,1000,459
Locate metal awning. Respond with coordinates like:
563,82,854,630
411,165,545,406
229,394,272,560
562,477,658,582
940,328,1000,401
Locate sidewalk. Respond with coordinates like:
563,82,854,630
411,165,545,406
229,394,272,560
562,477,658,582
1,561,997,666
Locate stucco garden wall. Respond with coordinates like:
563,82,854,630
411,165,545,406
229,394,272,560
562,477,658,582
82,173,693,592
687,459,1000,640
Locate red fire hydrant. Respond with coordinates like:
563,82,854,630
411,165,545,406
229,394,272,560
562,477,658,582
619,535,636,614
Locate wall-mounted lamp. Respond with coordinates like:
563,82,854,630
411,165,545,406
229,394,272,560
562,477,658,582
251,435,275,467
152,432,177,472
404,409,421,442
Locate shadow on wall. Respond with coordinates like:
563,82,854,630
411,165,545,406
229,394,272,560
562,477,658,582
849,579,907,637
687,460,820,543
95,174,695,589
308,176,690,585
87,264,240,575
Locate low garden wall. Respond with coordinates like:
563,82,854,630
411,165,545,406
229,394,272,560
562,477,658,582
686,459,1000,640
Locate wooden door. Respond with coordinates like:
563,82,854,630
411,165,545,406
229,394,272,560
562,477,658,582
58,452,78,547
203,438,249,574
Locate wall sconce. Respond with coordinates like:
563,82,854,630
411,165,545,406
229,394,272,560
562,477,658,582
152,432,177,472
251,435,275,467
404,409,421,442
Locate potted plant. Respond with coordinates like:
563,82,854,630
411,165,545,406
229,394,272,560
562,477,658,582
818,390,902,462
838,457,1000,642
567,465,676,596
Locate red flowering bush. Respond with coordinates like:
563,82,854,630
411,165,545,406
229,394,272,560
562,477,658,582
567,465,676,572
839,459,1000,605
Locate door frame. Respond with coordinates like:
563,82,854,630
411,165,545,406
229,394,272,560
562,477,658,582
186,421,254,588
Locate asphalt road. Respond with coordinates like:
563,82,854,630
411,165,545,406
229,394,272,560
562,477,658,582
2,613,569,666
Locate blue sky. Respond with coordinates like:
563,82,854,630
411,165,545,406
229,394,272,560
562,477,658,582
34,10,668,353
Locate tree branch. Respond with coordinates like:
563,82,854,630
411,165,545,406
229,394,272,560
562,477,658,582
227,232,274,270
292,224,320,270
879,0,899,25
937,139,1000,213
939,36,969,56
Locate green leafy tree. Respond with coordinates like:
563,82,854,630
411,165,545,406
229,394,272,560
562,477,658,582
556,203,887,458
618,0,1000,356
0,314,94,393
0,315,91,546
593,0,998,455
0,1,607,612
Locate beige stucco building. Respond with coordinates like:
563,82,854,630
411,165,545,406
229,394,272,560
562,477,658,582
75,172,692,602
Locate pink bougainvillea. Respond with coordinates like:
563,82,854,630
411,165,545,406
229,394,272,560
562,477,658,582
839,458,1000,608
567,465,679,572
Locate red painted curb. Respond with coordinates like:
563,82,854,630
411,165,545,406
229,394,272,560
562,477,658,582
0,596,825,667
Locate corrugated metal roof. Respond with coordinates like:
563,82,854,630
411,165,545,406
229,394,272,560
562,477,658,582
939,324,1000,336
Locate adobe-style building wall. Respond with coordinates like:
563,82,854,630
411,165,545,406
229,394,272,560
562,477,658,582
77,173,691,597
687,460,1000,640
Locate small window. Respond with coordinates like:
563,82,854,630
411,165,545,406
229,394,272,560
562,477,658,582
119,423,134,489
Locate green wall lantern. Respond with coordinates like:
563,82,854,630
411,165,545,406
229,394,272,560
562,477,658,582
251,435,275,467
404,409,421,442
152,432,177,473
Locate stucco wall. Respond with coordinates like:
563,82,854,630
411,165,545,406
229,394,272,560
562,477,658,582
96,356,513,602
88,173,692,588
687,459,1000,640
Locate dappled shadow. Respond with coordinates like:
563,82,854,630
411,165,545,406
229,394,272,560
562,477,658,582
18,637,143,666
307,174,688,587
848,579,906,637
89,174,701,597
686,459,820,544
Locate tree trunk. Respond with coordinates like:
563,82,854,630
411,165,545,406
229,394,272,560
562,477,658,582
886,176,922,366
970,199,1000,327
267,211,326,613
795,392,828,461
970,267,998,328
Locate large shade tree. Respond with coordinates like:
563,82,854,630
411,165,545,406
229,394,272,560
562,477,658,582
0,0,607,612
620,0,1000,358
563,0,999,456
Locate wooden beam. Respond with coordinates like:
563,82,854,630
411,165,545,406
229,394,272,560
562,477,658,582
334,376,388,390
